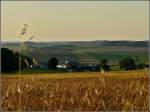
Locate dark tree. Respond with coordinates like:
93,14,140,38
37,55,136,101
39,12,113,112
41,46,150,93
47,57,58,70
1,48,19,72
119,57,136,71
100,59,108,65
1,48,37,73
137,63,145,69
100,59,111,71
145,64,149,68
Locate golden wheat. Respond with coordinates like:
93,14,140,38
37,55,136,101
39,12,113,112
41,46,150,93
1,70,149,111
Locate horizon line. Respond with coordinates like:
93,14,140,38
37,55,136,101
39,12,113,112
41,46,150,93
1,39,149,43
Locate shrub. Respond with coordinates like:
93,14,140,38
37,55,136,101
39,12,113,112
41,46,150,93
47,57,58,70
137,63,145,69
119,57,136,71
100,59,111,71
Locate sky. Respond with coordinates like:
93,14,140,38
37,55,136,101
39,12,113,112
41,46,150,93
1,1,149,42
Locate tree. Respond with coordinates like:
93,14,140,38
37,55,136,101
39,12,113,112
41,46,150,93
1,48,19,72
47,57,58,70
1,48,37,73
100,59,111,71
119,57,136,71
137,63,145,69
100,59,108,65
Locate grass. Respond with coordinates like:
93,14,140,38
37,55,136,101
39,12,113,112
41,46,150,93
1,70,149,111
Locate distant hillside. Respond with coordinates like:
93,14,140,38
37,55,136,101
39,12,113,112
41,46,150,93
1,40,149,48
1,40,148,64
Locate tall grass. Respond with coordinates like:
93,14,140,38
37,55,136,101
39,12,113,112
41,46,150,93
1,70,149,111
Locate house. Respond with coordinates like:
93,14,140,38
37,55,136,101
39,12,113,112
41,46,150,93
65,60,100,72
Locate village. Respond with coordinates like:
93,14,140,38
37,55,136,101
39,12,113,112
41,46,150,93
24,54,112,72
29,56,149,72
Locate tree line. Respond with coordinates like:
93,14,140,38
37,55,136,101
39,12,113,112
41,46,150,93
47,57,148,71
1,47,148,73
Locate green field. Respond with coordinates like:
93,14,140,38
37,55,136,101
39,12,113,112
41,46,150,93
22,46,148,64
2,41,149,65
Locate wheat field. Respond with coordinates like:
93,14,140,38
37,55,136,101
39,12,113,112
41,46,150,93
1,70,149,111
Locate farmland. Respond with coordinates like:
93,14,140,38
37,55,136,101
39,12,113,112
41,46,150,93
2,41,149,64
1,70,149,111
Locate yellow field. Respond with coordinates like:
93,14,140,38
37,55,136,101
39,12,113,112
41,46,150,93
1,70,149,111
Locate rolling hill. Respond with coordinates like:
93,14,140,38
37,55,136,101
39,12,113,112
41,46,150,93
1,40,149,64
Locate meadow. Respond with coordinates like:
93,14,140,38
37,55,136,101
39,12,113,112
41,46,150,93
1,70,149,111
